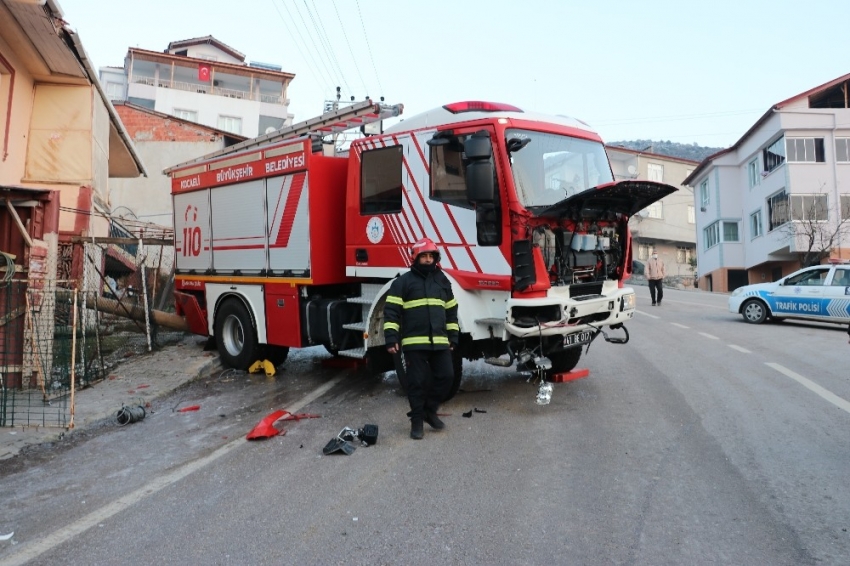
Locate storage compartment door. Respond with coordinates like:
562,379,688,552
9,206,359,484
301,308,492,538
267,172,311,275
173,190,212,272
210,179,267,274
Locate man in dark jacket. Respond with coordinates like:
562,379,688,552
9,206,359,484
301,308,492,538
384,237,459,439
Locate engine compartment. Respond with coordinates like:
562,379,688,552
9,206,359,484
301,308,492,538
529,219,626,287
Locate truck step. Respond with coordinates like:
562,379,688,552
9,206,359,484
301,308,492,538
484,357,513,367
343,322,368,332
475,318,505,326
338,347,366,359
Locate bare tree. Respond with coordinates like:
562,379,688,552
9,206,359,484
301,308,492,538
779,188,850,267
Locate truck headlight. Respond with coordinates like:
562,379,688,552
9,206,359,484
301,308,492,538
621,293,636,311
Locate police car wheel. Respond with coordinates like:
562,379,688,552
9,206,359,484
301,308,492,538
742,299,768,324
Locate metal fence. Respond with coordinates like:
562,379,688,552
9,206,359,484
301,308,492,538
1,236,180,428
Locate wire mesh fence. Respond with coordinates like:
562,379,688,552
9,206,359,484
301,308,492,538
1,235,179,428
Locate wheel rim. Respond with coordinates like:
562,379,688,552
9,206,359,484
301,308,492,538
222,314,244,356
744,302,763,322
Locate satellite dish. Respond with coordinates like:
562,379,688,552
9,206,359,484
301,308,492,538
265,126,277,134
627,165,637,176
636,208,649,217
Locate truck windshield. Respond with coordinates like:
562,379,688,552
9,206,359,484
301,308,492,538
506,129,613,209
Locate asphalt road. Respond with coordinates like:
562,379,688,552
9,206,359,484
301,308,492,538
1,288,849,565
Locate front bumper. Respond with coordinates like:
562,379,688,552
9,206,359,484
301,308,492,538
504,289,635,338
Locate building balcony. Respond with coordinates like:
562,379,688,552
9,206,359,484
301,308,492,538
132,76,288,105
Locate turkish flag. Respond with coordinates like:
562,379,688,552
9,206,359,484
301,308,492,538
198,64,211,82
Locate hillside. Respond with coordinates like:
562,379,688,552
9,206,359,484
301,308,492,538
607,140,725,163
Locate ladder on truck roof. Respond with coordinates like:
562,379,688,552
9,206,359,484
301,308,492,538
166,99,403,171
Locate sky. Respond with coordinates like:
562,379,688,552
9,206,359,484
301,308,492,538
56,0,850,149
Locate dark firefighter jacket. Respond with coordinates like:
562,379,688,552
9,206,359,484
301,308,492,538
383,265,459,351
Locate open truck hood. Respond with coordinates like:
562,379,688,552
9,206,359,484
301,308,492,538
532,180,678,220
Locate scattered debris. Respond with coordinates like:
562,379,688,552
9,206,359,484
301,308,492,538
177,405,200,413
246,410,288,440
322,424,378,455
116,405,146,426
474,408,487,413
0,532,13,541
462,410,473,418
245,410,322,441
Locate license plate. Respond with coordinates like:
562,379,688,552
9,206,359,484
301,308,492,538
564,331,592,347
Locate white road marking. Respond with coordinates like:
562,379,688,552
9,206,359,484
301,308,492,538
670,323,690,329
727,344,751,354
765,362,850,415
0,375,347,566
636,310,659,319
698,332,720,340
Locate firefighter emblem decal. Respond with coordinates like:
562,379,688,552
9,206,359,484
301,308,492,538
366,217,384,244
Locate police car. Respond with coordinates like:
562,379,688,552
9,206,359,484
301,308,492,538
729,260,850,324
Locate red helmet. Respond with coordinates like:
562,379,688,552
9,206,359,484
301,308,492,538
410,237,441,263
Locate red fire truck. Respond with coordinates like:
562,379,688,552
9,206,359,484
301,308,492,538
166,99,676,398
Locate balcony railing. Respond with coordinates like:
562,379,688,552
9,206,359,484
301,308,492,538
133,77,283,104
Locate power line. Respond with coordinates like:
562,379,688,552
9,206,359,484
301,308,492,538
302,0,353,97
591,108,764,127
355,0,383,97
331,0,369,97
270,0,336,94
289,0,342,96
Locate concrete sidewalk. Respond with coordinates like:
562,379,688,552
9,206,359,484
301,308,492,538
1,336,222,461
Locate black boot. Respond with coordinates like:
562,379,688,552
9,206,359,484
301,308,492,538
424,412,445,430
410,418,424,439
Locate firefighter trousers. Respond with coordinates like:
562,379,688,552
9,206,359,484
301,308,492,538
402,349,453,419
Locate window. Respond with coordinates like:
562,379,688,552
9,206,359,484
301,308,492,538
105,81,124,101
785,267,829,287
704,222,719,249
637,244,649,260
763,137,785,173
647,163,664,182
836,138,850,162
750,210,762,239
790,194,828,221
174,108,198,122
768,190,789,231
360,145,403,214
217,115,242,135
430,133,473,209
700,180,709,207
676,247,694,264
723,221,739,242
841,195,850,220
645,200,663,219
786,138,825,163
831,268,850,286
748,159,760,188
687,205,695,224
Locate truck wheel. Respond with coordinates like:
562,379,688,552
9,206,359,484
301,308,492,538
393,351,409,395
742,299,768,324
215,299,259,370
547,347,582,379
443,348,463,402
263,345,290,367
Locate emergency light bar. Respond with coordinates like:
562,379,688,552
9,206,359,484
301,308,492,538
827,258,850,264
443,101,523,113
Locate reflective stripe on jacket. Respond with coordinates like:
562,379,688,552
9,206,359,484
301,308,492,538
383,266,459,351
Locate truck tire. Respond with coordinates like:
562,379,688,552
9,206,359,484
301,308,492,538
742,299,768,324
547,347,582,379
393,351,409,395
263,345,290,367
443,348,463,402
215,299,259,370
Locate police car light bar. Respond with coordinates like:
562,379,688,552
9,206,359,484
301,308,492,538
827,258,850,264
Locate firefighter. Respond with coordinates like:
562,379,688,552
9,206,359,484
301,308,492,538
384,237,459,439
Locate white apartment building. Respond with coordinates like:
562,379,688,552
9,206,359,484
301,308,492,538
683,73,850,293
99,36,295,138
607,147,699,285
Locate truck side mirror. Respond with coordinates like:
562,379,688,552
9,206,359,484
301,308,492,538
464,131,494,203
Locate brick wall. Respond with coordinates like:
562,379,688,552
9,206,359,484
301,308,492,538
115,106,224,143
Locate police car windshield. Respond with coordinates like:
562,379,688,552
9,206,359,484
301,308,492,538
507,129,613,209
